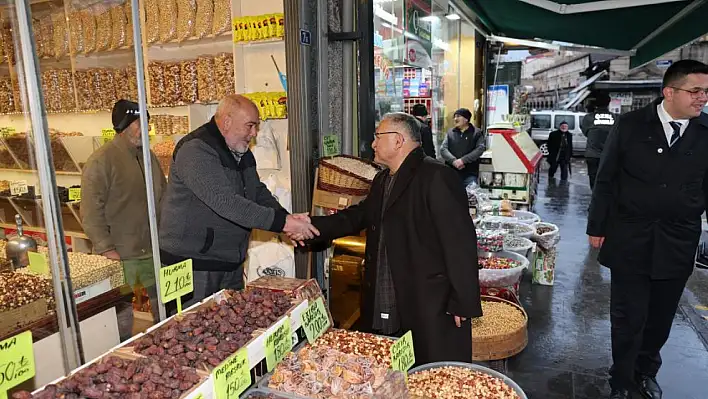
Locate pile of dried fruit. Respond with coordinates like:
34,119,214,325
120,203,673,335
408,366,521,399
478,257,521,270
12,355,202,399
268,345,407,398
472,300,526,338
132,289,293,368
311,329,395,367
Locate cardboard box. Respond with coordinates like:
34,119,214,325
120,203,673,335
0,298,49,336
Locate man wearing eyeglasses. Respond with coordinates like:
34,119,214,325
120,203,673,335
587,60,708,399
291,112,481,365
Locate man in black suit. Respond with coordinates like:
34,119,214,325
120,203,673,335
587,60,708,399
410,103,436,158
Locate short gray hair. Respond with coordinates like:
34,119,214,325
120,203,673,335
380,112,422,144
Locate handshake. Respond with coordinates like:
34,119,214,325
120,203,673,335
283,213,319,247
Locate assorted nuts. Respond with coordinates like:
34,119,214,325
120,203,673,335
311,329,394,367
194,0,213,39
478,257,522,270
0,272,54,311
408,366,521,399
472,300,526,339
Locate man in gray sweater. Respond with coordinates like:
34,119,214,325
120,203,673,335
159,95,317,305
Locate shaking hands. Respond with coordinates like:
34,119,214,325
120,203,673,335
283,213,320,247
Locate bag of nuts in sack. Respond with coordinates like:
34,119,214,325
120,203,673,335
532,246,557,286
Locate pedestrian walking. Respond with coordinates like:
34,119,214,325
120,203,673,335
547,121,573,181
581,92,616,189
587,60,708,399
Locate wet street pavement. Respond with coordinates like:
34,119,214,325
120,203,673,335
500,159,708,399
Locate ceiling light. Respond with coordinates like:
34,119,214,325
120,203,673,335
419,16,440,23
445,13,461,20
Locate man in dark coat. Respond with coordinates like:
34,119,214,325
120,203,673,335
440,108,486,187
410,103,436,158
587,60,708,399
581,92,616,189
296,112,481,365
546,121,573,180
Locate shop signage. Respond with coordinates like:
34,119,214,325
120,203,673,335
265,317,292,372
656,60,672,68
404,0,433,68
390,331,415,373
213,347,250,399
9,180,28,196
159,259,193,313
0,331,35,394
487,85,510,124
302,297,331,344
322,135,340,157
610,92,633,106
0,127,16,139
74,278,111,304
28,251,49,276
69,188,81,201
299,29,311,46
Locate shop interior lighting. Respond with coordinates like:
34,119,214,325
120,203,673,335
374,4,399,25
419,15,440,23
445,13,461,20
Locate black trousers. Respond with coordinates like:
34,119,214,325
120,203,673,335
586,157,600,189
609,271,688,390
548,160,569,180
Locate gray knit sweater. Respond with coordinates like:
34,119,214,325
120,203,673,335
159,118,287,271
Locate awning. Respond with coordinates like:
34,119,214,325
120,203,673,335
465,0,708,68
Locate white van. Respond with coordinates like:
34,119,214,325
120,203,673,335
530,111,587,156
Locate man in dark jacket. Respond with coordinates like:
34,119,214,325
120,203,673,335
159,95,318,305
581,92,616,189
546,121,573,181
294,112,481,365
587,60,708,399
440,108,486,187
410,103,436,158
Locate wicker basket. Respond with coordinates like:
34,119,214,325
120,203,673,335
472,295,528,361
318,155,379,196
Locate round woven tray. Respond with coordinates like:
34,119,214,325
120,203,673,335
472,295,528,361
317,155,378,196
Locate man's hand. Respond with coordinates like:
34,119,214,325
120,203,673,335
101,249,121,260
589,236,605,248
454,315,467,328
284,214,319,247
452,159,465,170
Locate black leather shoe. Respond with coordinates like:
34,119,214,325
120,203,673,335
637,375,662,399
610,388,630,399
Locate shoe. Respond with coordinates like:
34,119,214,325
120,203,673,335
637,375,662,399
610,388,630,399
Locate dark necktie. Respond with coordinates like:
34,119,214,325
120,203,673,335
669,121,682,147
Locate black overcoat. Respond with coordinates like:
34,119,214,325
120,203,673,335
587,98,708,279
547,129,573,162
311,147,482,364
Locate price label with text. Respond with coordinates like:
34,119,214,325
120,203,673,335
9,180,28,196
159,259,193,304
101,128,116,143
322,134,340,157
302,297,330,344
0,331,36,393
213,348,250,399
68,188,81,201
390,331,415,373
28,251,49,276
265,317,292,372
0,127,16,139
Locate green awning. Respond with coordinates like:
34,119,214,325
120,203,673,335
464,0,708,68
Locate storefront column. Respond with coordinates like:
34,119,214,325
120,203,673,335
357,0,375,160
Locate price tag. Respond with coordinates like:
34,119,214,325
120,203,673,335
212,348,250,399
322,134,340,157
302,297,330,344
0,331,36,393
68,188,81,201
265,317,292,372
101,128,116,143
9,180,28,196
0,127,16,139
27,252,49,276
148,123,156,136
390,331,415,373
159,259,193,313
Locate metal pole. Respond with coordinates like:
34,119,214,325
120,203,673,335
130,0,165,321
14,0,82,370
341,0,353,155
357,0,375,160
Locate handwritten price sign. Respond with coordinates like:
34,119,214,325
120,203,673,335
390,331,415,373
213,348,250,399
68,188,81,201
101,128,116,144
159,259,193,313
28,251,49,276
9,181,28,196
265,317,292,372
0,331,35,394
302,297,330,344
0,127,16,139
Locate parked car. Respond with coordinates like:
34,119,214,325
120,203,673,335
530,111,587,156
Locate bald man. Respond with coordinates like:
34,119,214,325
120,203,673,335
159,95,318,305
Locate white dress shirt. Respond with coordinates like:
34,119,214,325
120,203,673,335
657,101,689,146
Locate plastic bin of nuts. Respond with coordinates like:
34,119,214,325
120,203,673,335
408,361,527,399
477,251,528,288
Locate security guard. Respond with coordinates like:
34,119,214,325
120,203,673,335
581,92,616,189
587,60,708,399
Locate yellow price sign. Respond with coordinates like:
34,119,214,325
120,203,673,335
68,188,81,201
0,127,16,139
301,297,330,344
265,317,292,372
390,331,415,373
159,259,193,313
0,331,36,393
28,251,49,276
101,128,116,143
212,348,250,399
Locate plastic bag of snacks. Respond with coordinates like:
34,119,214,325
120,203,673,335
176,0,196,41
159,0,178,42
180,59,198,103
196,56,215,103
194,0,213,39
81,9,96,54
214,53,234,99
52,12,68,59
40,15,54,59
109,5,126,50
94,5,112,52
124,1,134,47
163,62,182,106
148,62,166,106
211,0,230,35
532,221,560,250
476,229,505,252
533,246,557,285
467,185,493,214
69,10,83,55
144,0,159,43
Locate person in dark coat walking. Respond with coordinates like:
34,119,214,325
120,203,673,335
581,92,616,189
294,112,481,365
410,103,436,158
546,121,573,180
440,108,486,187
587,60,708,399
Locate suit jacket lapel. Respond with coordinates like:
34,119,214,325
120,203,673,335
384,147,425,214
